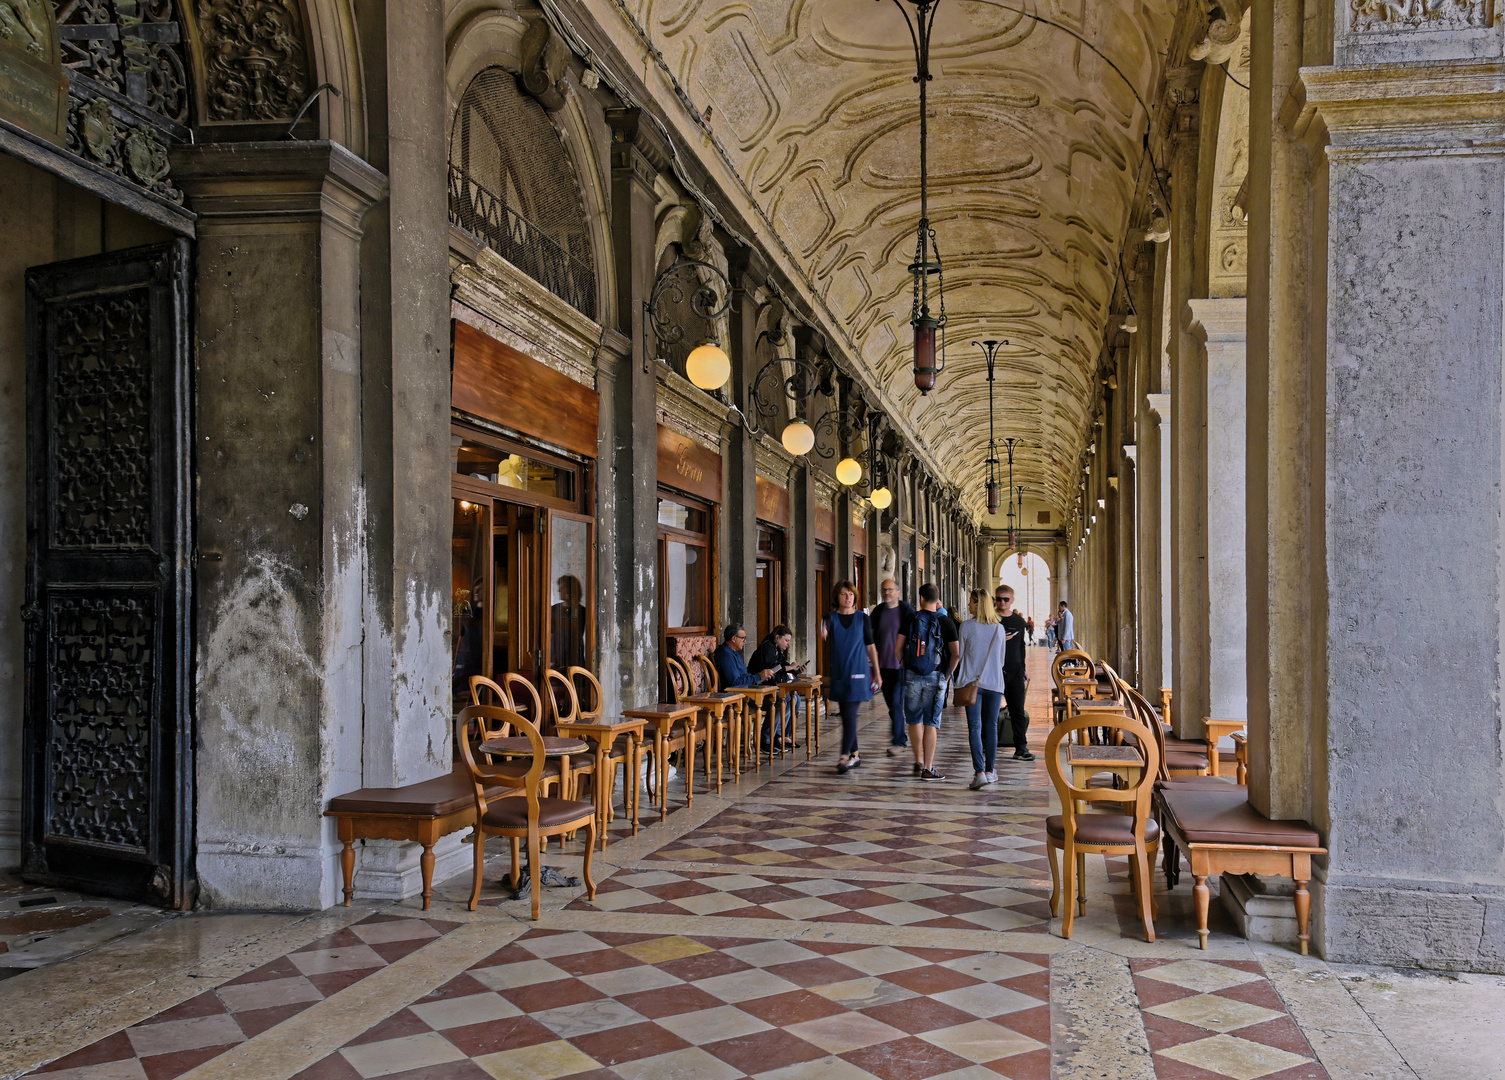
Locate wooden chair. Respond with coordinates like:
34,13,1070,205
469,674,511,708
568,666,605,719
545,668,599,839
1045,710,1162,943
636,665,699,804
567,665,634,824
502,673,548,732
455,706,597,917
1052,650,1097,726
1114,677,1210,776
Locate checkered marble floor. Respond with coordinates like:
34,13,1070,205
13,647,1334,1080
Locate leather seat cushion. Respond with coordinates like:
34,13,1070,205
1158,776,1243,790
1160,788,1321,848
1165,750,1210,771
1164,735,1205,752
482,797,597,830
1047,813,1160,846
328,765,509,817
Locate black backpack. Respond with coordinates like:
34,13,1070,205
904,610,944,676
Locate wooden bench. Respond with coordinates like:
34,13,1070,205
325,765,513,910
1158,785,1325,954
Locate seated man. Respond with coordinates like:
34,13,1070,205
713,623,775,689
748,624,807,748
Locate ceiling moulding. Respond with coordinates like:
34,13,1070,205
657,364,732,450
754,435,797,485
450,245,602,389
812,467,842,507
557,0,958,504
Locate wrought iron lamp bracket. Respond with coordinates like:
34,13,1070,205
746,354,833,436
643,252,732,374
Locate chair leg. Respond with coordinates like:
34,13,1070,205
468,825,487,911
1147,840,1160,919
1061,841,1077,939
1047,839,1061,917
582,821,598,901
1076,850,1088,916
509,836,520,891
1134,845,1156,942
528,826,543,920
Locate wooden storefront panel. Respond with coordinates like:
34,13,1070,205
451,321,599,458
657,424,722,504
755,476,790,528
815,504,836,545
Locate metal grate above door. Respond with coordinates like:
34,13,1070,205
449,68,598,321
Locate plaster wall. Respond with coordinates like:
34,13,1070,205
0,157,174,870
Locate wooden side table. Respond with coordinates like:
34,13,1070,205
786,678,824,759
624,703,700,820
730,685,779,773
679,692,743,788
554,717,646,849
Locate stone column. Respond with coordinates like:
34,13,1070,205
592,330,632,721
1146,393,1174,698
1188,299,1248,722
352,0,451,794
724,247,764,636
1168,69,1210,738
606,110,669,709
1117,453,1138,684
1301,62,1505,971
790,463,817,661
174,142,386,909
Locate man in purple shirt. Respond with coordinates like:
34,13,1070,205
870,579,915,756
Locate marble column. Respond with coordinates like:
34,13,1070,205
174,143,386,908
724,247,765,638
605,110,669,709
1188,299,1248,722
1300,61,1505,972
1147,394,1173,694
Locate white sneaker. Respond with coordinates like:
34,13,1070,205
968,772,987,790
985,772,998,784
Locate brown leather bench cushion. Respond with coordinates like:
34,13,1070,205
1165,750,1210,771
327,765,511,818
1160,776,1243,790
1048,814,1161,846
1160,787,1321,848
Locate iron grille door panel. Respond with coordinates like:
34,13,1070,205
24,241,194,909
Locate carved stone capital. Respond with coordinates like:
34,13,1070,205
606,108,672,176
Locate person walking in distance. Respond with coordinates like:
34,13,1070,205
896,582,959,780
820,580,882,775
1055,599,1074,651
870,578,915,757
995,586,1035,760
956,588,1008,789
1025,615,1035,645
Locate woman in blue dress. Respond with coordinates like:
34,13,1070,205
819,579,883,774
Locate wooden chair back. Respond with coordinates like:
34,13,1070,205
545,668,580,726
1052,650,1094,685
568,666,605,720
1112,675,1173,783
695,653,720,692
456,705,525,804
1045,711,1160,844
502,673,547,732
665,657,692,702
469,674,511,708
457,705,545,817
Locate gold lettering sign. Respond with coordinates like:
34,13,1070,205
0,0,68,144
656,424,722,503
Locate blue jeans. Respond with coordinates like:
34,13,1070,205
903,671,947,728
965,689,1003,774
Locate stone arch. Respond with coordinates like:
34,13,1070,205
1195,7,1251,299
444,9,614,324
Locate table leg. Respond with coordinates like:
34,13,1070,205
1295,878,1311,956
1193,874,1210,949
685,717,696,808
805,691,813,761
596,741,609,851
656,727,668,823
730,702,741,779
338,826,355,906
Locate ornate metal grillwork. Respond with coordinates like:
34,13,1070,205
450,164,598,320
449,67,598,320
45,592,156,851
49,288,154,549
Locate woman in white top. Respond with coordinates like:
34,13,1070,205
956,587,1010,789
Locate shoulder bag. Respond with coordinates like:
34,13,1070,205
953,625,1000,709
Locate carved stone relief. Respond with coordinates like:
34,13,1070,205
1351,0,1488,32
193,0,310,121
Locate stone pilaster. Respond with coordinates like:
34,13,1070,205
1146,393,1173,693
1188,299,1248,723
1301,59,1505,972
724,247,764,637
606,109,669,709
174,142,387,909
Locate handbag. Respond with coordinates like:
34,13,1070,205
953,625,1000,709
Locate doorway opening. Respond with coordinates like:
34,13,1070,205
998,551,1052,640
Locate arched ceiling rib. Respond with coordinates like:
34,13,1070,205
635,0,1176,518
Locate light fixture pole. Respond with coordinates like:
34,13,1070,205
975,340,1005,515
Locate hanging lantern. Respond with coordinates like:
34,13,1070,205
685,341,731,390
782,419,816,456
836,457,863,486
986,481,1000,516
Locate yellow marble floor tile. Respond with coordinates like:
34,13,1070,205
617,935,712,964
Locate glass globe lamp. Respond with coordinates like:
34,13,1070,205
781,420,815,456
685,341,731,390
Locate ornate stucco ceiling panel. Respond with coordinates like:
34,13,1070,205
632,0,1175,517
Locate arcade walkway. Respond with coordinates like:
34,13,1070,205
1,649,1498,1080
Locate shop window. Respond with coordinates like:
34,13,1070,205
455,439,575,503
659,491,713,635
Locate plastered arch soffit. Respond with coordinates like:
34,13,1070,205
301,0,367,154
992,546,1053,584
444,5,617,325
621,0,1177,519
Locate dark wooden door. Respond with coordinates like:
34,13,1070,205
23,242,194,908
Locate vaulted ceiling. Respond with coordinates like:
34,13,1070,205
631,0,1177,518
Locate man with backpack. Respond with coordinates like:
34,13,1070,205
895,583,959,780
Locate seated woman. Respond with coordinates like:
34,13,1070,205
748,625,807,749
